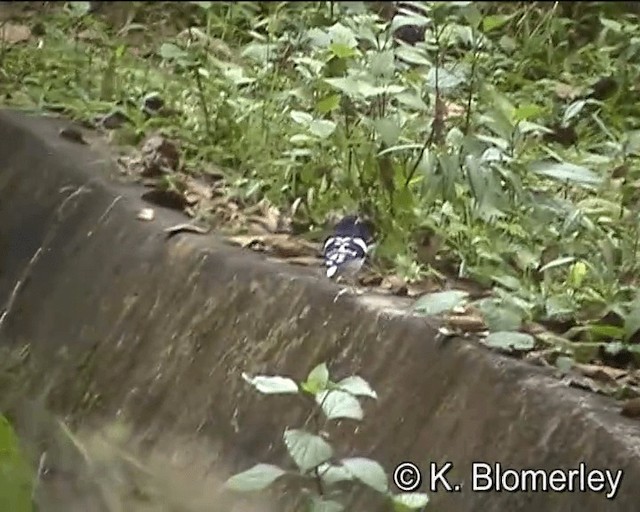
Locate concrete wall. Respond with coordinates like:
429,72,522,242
1,109,639,511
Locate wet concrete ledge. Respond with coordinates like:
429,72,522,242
0,108,639,511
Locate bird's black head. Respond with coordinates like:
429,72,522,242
333,215,371,241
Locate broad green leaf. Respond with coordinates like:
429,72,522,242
225,463,287,491
0,415,33,512
555,356,574,373
483,331,535,352
482,14,512,32
241,373,299,394
328,22,358,48
600,17,622,32
329,43,357,59
283,429,333,472
309,119,336,139
392,492,430,511
369,51,395,79
412,290,469,315
513,104,544,122
310,497,345,512
325,77,361,96
426,67,465,91
303,363,330,395
395,91,428,111
316,390,363,420
317,463,354,485
336,376,378,399
340,457,388,493
189,1,213,9
567,261,588,288
66,1,91,16
529,161,602,187
479,300,523,332
316,94,341,114
290,110,313,125
374,118,401,147
158,42,188,61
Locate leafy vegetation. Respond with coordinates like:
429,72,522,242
0,414,33,512
2,2,640,382
227,363,429,512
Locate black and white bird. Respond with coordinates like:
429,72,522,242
322,215,371,299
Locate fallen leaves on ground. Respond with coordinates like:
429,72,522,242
226,233,318,259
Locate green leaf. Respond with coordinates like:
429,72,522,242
328,22,358,48
283,429,333,472
555,356,574,373
562,100,587,125
241,373,299,394
369,51,395,79
539,256,576,273
316,390,363,420
66,1,91,17
316,94,341,114
303,363,330,395
483,331,535,352
158,42,188,61
310,497,345,512
412,290,469,315
567,261,588,288
479,300,523,332
309,119,337,139
426,67,465,91
224,463,287,492
0,415,33,512
513,104,544,122
482,14,512,33
329,43,357,59
392,492,430,511
336,376,377,399
340,457,388,493
189,1,213,9
529,161,603,187
325,77,361,96
374,118,401,147
317,463,354,485
290,110,313,125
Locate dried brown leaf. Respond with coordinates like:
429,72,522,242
444,313,487,332
227,234,317,259
621,397,640,418
139,134,180,177
380,275,408,296
573,363,627,384
554,82,582,100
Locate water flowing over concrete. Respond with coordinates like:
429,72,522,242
0,109,639,511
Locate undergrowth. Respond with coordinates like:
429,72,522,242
3,2,640,353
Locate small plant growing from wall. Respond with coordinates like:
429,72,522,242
224,363,429,512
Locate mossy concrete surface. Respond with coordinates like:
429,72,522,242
0,109,639,511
